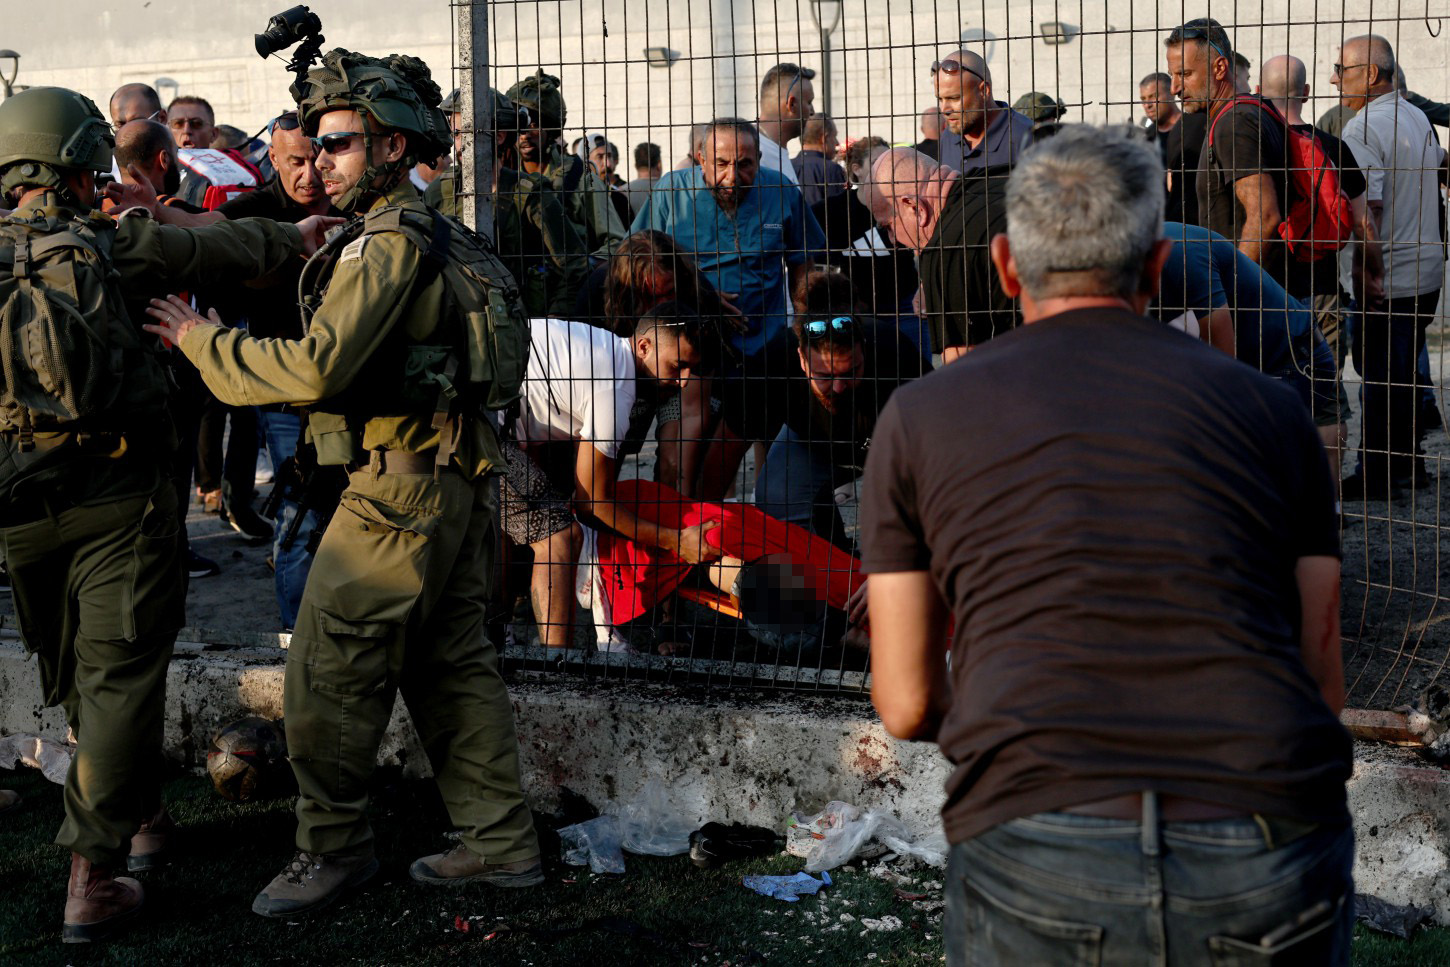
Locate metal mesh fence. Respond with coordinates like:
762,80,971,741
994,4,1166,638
443,0,1450,702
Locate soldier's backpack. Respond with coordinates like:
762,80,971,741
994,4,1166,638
302,206,530,466
0,211,154,449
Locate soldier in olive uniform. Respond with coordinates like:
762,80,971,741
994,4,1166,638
506,70,628,259
427,87,590,316
145,50,542,919
0,87,331,942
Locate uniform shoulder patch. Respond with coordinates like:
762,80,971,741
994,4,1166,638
339,235,369,262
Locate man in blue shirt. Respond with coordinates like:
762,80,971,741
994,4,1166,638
1157,221,1348,478
931,50,1035,172
633,117,825,355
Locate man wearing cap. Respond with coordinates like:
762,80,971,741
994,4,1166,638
506,69,627,258
144,49,542,919
931,49,1034,172
0,85,334,942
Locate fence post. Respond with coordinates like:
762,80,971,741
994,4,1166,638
454,0,494,238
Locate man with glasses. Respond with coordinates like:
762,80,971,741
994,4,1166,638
871,146,1018,363
144,48,543,919
1164,19,1295,290
1333,34,1449,499
930,49,1033,173
757,62,816,184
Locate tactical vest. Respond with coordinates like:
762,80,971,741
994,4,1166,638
0,208,172,489
299,204,530,469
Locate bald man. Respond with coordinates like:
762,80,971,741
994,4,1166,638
872,147,1018,363
930,49,1033,173
916,107,944,161
108,83,167,129
112,120,183,201
1333,34,1448,499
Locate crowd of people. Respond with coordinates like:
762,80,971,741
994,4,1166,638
0,12,1447,962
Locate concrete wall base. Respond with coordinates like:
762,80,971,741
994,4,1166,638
2,638,1447,922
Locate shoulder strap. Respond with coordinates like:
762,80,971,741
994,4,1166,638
1207,95,1273,147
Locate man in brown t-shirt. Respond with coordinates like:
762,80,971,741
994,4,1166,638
860,125,1353,967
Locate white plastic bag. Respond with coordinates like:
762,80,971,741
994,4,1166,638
0,733,72,785
558,815,626,874
795,801,947,872
616,780,696,856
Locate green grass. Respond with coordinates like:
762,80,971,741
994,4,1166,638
0,768,942,966
1,766,1446,966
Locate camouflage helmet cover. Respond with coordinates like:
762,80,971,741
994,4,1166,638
0,86,114,198
294,48,451,164
505,69,566,132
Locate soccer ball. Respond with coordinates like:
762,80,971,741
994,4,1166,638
206,716,289,803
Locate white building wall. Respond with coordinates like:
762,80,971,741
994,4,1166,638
5,1,1446,158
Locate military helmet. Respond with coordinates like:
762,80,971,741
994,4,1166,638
294,48,451,163
0,87,114,199
506,69,566,132
1012,91,1066,123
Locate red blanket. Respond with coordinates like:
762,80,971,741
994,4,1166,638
596,479,863,624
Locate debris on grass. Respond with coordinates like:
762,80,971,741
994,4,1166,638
741,870,832,902
861,915,904,932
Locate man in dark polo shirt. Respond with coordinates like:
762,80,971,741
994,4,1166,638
930,49,1034,173
111,111,340,625
872,147,1018,362
862,126,1353,966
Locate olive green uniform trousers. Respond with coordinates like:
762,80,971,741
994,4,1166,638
2,475,184,865
285,464,538,862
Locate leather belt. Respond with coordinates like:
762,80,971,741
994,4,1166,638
1061,793,1248,822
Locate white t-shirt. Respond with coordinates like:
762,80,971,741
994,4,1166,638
519,318,637,459
757,131,800,184
1341,92,1448,298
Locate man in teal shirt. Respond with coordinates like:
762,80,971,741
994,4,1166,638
633,117,825,356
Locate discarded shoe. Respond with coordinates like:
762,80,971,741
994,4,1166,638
409,844,544,887
62,853,144,943
251,849,377,919
689,822,781,869
127,807,175,873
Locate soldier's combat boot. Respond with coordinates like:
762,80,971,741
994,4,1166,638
251,849,378,919
62,853,144,943
127,807,175,873
408,844,543,887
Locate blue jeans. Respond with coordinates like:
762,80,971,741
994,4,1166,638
257,410,318,630
944,797,1354,967
755,424,857,551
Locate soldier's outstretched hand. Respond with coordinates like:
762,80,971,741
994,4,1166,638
294,214,348,255
143,295,221,349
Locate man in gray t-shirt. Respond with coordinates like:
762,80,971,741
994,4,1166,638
623,141,662,217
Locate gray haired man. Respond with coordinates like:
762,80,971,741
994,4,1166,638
861,125,1353,966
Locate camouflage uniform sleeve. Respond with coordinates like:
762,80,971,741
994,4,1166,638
111,214,304,297
178,230,422,407
528,184,592,316
582,164,628,257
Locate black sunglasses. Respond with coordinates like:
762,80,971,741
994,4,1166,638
310,131,363,154
801,316,859,340
932,59,987,85
271,112,301,133
1168,21,1233,62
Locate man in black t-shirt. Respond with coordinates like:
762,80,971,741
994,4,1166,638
872,147,1018,363
1162,109,1206,227
1166,21,1296,290
863,123,1353,967
723,314,923,550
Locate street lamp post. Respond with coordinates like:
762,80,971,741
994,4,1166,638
0,51,20,99
809,0,843,118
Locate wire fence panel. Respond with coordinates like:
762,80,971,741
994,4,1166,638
441,0,1450,702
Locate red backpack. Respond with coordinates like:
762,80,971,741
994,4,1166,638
1207,95,1355,262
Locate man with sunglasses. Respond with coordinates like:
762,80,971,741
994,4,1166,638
143,48,543,920
930,49,1033,174
1165,20,1297,292
757,62,815,184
